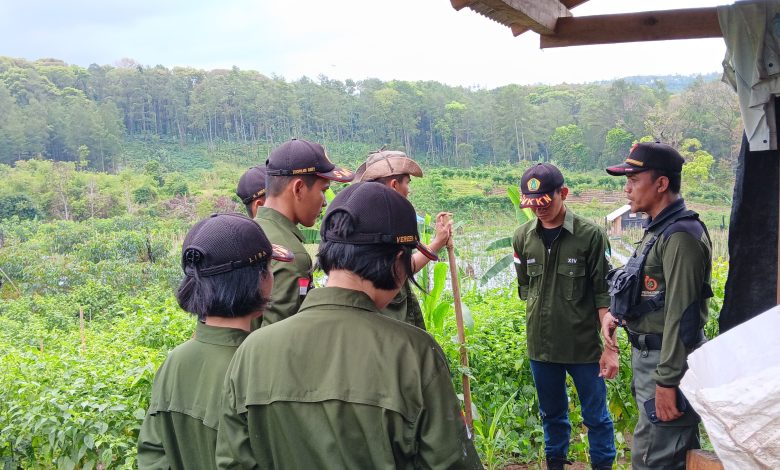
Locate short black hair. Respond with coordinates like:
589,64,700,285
176,263,270,319
317,211,418,290
650,169,681,194
244,203,253,217
266,174,320,197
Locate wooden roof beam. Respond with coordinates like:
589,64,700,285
451,0,590,37
540,7,722,48
451,0,572,36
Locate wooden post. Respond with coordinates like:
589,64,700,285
446,239,474,430
80,307,86,355
686,449,724,470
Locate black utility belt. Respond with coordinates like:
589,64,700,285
627,331,663,351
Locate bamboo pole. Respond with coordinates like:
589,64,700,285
446,228,474,429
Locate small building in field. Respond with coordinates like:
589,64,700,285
605,204,647,236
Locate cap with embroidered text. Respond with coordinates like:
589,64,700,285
236,166,267,204
321,182,438,261
182,213,293,277
266,138,354,183
606,142,684,176
520,163,564,208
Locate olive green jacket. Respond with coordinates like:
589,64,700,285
380,281,427,330
255,206,312,328
512,208,612,363
137,322,249,470
626,199,712,387
216,287,482,469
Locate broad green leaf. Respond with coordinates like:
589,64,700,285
324,187,336,203
506,185,521,208
479,253,514,285
432,302,450,331
300,228,320,244
485,237,511,251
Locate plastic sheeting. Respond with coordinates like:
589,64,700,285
680,307,780,469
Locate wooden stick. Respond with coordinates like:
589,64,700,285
80,307,86,355
445,224,474,429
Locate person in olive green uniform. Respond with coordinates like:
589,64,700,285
512,163,617,470
137,213,292,470
236,165,267,218
603,143,712,470
354,149,452,329
216,182,482,469
256,138,353,329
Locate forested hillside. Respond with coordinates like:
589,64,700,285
0,57,740,173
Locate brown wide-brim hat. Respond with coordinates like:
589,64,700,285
354,150,423,182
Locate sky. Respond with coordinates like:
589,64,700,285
0,0,732,88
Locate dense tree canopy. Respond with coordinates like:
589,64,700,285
0,57,741,172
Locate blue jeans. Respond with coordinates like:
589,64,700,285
530,360,616,467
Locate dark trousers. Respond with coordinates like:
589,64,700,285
530,360,616,467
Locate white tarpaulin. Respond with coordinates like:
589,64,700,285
680,307,780,470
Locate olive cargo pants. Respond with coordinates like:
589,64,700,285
631,344,700,470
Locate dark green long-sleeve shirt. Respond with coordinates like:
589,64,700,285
379,281,427,330
255,206,312,328
626,198,712,387
216,287,482,469
512,208,612,364
137,322,249,470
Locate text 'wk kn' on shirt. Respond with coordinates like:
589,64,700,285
512,208,612,364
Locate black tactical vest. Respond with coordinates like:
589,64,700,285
607,209,708,322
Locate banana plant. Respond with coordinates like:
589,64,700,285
416,213,473,334
479,186,534,285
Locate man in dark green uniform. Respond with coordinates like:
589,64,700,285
512,163,617,470
236,165,267,218
602,142,712,469
354,149,452,329
137,213,293,469
216,182,482,469
256,138,353,328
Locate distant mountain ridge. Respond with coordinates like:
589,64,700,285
594,72,722,93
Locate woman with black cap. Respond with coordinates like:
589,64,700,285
137,213,292,469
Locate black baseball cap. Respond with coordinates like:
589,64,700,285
266,138,354,183
182,213,293,277
520,163,564,208
320,182,438,261
606,142,684,176
236,166,267,205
